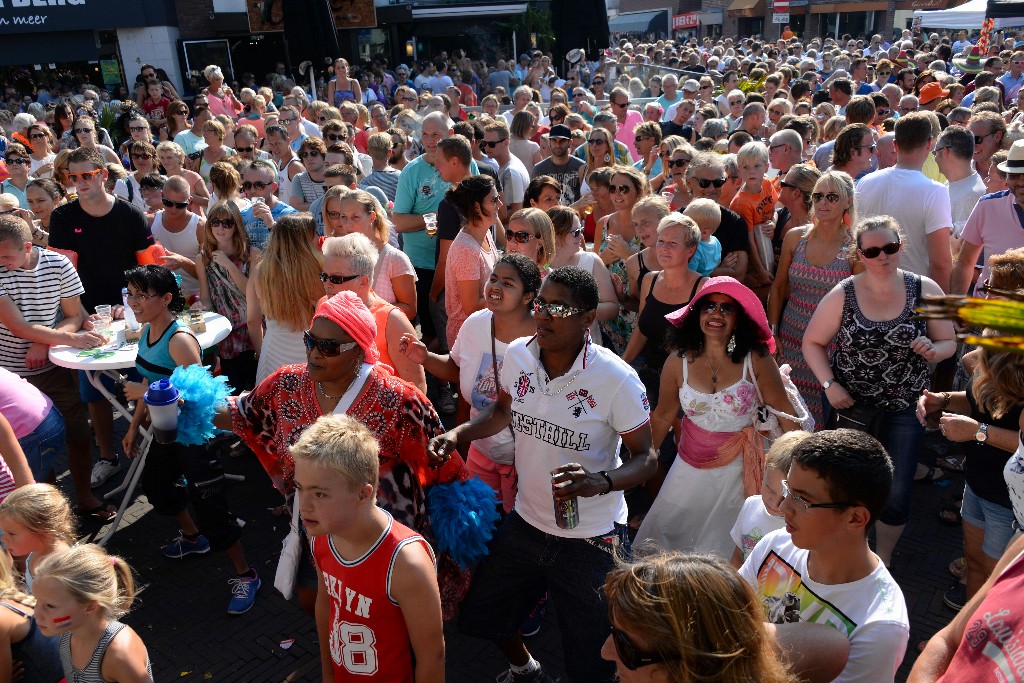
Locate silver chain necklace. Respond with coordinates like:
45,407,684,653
535,340,588,397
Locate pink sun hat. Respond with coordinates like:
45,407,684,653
665,276,775,353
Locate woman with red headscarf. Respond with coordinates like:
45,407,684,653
216,291,470,617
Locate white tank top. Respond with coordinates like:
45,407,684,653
151,211,202,298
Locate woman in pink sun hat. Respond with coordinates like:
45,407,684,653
635,276,800,558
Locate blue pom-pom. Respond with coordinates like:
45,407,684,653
426,478,499,569
168,365,233,446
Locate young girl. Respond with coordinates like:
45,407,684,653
195,201,259,392
32,545,152,682
729,431,811,568
0,544,62,682
0,484,75,591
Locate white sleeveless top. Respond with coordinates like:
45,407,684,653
679,353,760,433
1004,435,1024,529
151,211,202,298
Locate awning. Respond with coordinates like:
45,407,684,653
699,8,724,23
809,1,886,10
608,9,668,33
0,30,98,66
727,0,765,17
411,2,527,18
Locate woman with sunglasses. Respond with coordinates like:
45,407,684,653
166,101,192,145
196,201,259,391
662,146,695,212
117,114,155,168
803,215,955,567
156,141,210,213
247,214,324,384
1,144,32,210
637,276,799,558
25,123,55,178
648,135,687,197
768,170,859,430
112,141,162,213
66,115,118,164
772,163,819,262
505,206,556,274
218,290,466,617
602,552,800,683
322,187,417,320
120,264,260,614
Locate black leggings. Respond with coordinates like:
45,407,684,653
142,440,241,552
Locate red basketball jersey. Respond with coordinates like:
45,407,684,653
312,512,435,682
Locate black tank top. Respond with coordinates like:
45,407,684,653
637,251,652,290
637,273,703,370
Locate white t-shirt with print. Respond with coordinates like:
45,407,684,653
730,495,785,561
499,335,650,538
451,310,515,465
499,155,531,206
739,529,909,683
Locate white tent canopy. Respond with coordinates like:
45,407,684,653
913,0,1024,29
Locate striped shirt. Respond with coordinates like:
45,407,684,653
0,248,83,376
359,167,401,203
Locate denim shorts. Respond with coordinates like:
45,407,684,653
17,405,65,481
961,483,1016,560
458,511,628,683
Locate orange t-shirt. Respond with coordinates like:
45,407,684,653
729,177,779,232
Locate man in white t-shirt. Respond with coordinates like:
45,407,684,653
434,266,657,683
484,119,529,220
855,112,952,291
740,429,909,683
934,126,987,286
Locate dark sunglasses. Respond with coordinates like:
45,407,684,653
319,271,361,285
667,158,690,169
695,177,727,188
593,80,605,85
5,158,30,166
242,181,269,191
483,140,504,148
505,230,536,244
325,133,346,142
857,144,877,153
876,71,891,77
162,197,189,209
132,153,154,160
858,240,901,259
610,626,677,671
303,330,358,356
701,301,737,315
235,146,254,153
29,133,48,140
74,128,94,134
975,131,995,145
67,169,103,182
299,151,322,159
609,184,633,195
208,218,235,229
587,138,607,145
129,125,150,133
811,191,841,204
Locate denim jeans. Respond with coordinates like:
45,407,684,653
873,405,924,526
17,405,65,480
458,511,628,683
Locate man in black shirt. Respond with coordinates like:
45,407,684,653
682,152,749,281
531,124,584,205
49,147,154,494
660,100,698,143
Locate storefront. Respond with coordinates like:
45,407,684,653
727,0,766,38
699,8,724,39
672,11,700,40
808,2,888,39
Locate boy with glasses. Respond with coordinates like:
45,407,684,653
278,105,308,153
740,429,909,683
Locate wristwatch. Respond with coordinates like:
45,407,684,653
976,423,989,443
822,378,837,390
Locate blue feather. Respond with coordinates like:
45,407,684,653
426,478,499,569
168,365,233,446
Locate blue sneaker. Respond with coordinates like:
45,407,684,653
227,573,260,615
519,593,548,637
162,532,211,559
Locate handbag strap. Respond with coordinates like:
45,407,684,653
749,355,806,425
491,315,515,439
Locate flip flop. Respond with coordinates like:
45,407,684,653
914,466,946,484
937,456,965,473
74,504,117,521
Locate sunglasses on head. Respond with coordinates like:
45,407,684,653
242,180,269,191
695,177,727,188
505,229,536,244
319,271,361,285
162,197,189,209
68,169,103,182
811,191,841,204
667,158,690,169
858,240,901,259
303,330,358,356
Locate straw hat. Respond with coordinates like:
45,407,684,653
997,140,1024,174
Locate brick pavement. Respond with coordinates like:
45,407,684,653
57,426,965,682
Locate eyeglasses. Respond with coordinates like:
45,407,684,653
667,158,690,169
768,108,784,116
209,218,235,229
5,158,30,166
67,169,103,182
161,196,190,209
533,301,586,318
326,133,346,142
125,291,158,302
858,240,901,259
279,118,297,125
974,131,995,145
587,138,606,145
401,96,418,102
129,125,150,133
319,271,361,285
299,151,323,159
695,177,727,189
701,301,736,315
242,181,270,191
483,140,504,148
29,133,47,140
610,626,677,671
303,330,358,356
779,180,802,191
505,229,536,244
811,191,841,204
74,128,94,135
781,480,853,511
236,146,254,154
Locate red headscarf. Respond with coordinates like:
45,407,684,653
313,291,380,364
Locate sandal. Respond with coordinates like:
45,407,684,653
937,456,965,473
948,557,967,579
938,506,962,526
74,504,117,521
915,466,947,484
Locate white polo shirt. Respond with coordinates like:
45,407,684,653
499,334,650,538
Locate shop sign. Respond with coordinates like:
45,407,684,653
0,0,149,34
247,0,377,32
772,12,789,22
672,12,699,29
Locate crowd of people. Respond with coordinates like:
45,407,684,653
2,22,1024,682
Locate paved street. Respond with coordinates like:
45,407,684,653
61,427,964,682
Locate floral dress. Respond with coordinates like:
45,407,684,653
637,354,761,559
205,256,251,360
597,219,642,354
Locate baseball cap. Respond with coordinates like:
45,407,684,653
682,79,700,92
547,124,571,139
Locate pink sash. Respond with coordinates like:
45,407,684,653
678,418,766,497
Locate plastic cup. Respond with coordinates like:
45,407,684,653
92,319,112,343
95,304,112,321
423,212,438,237
144,378,180,444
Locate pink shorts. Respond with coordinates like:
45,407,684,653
466,443,517,514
